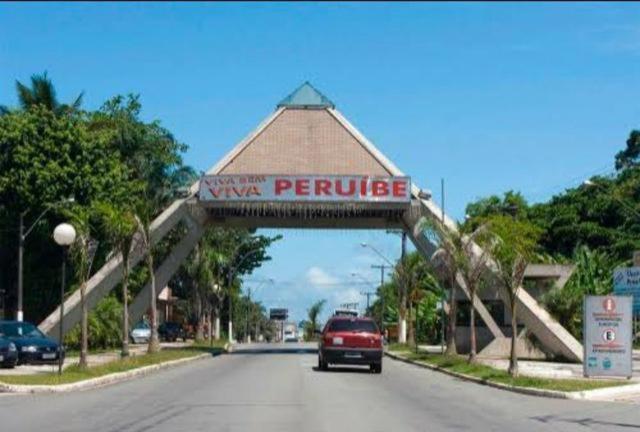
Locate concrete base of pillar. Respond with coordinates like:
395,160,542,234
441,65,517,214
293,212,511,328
479,336,547,360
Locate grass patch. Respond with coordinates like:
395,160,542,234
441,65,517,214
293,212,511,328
0,344,226,386
386,342,414,352
393,351,628,393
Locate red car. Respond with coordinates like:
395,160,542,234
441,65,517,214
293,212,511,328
318,316,383,373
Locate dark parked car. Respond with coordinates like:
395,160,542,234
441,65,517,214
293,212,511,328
0,337,18,369
158,322,187,342
318,316,383,373
0,320,64,365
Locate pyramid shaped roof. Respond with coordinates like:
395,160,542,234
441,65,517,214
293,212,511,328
277,81,335,109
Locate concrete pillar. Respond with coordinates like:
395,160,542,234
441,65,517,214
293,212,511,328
215,317,220,340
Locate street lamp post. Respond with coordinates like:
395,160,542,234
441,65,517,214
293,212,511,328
16,197,74,322
53,222,76,376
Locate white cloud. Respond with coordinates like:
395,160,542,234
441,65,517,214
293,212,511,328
305,266,339,288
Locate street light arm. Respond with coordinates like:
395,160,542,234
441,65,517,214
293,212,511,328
584,179,640,220
361,243,395,267
23,206,53,239
23,197,75,239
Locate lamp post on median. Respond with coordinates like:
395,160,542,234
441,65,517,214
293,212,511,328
53,223,76,376
17,197,75,322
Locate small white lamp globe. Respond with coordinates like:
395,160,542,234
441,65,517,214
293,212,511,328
53,223,76,246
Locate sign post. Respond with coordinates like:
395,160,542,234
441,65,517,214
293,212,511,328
583,295,633,378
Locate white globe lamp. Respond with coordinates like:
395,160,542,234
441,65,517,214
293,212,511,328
53,223,76,246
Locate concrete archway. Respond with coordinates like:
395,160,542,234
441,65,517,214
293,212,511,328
39,82,583,362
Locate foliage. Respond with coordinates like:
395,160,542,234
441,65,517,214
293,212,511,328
486,215,541,377
615,130,640,171
305,299,326,340
13,71,83,116
543,246,615,339
64,296,123,350
464,171,640,263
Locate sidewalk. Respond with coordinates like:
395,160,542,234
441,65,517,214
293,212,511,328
0,341,191,376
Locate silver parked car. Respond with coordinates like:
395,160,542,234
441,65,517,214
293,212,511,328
130,322,151,344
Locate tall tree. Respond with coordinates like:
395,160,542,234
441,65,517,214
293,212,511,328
96,202,138,357
66,206,95,369
615,130,640,171
15,72,83,115
421,217,468,355
486,215,541,377
305,299,326,341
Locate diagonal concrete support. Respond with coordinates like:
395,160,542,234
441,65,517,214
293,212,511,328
39,198,190,338
129,221,205,325
405,198,583,362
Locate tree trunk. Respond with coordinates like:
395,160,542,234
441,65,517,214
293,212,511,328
214,305,221,340
121,258,130,358
206,309,213,342
445,283,458,355
147,247,160,354
195,296,204,342
508,296,518,377
79,281,88,369
469,287,477,363
407,301,415,346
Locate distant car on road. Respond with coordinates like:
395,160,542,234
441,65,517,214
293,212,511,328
0,320,64,365
0,336,18,368
130,321,151,344
158,322,186,342
318,316,383,373
333,308,358,317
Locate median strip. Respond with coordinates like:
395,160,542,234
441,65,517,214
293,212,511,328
386,350,632,400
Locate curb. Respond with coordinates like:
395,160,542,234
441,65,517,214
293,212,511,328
385,351,572,400
0,349,225,394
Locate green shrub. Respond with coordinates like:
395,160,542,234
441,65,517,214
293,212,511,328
64,295,122,350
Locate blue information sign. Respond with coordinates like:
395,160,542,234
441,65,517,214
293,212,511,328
613,267,640,315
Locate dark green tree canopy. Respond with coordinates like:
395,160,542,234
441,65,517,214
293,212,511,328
615,130,640,171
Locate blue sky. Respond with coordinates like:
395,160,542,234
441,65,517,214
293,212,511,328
2,3,640,323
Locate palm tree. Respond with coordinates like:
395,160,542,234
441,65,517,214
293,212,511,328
399,252,442,346
458,225,494,362
305,300,326,341
421,217,468,355
422,217,495,361
134,213,160,354
486,215,541,377
96,202,137,357
15,72,83,115
66,206,95,369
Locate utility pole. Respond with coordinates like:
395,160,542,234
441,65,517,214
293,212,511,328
360,291,375,314
17,212,25,322
371,264,391,331
399,231,407,343
245,287,251,343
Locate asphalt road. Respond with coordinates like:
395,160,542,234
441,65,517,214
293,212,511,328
0,342,638,432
